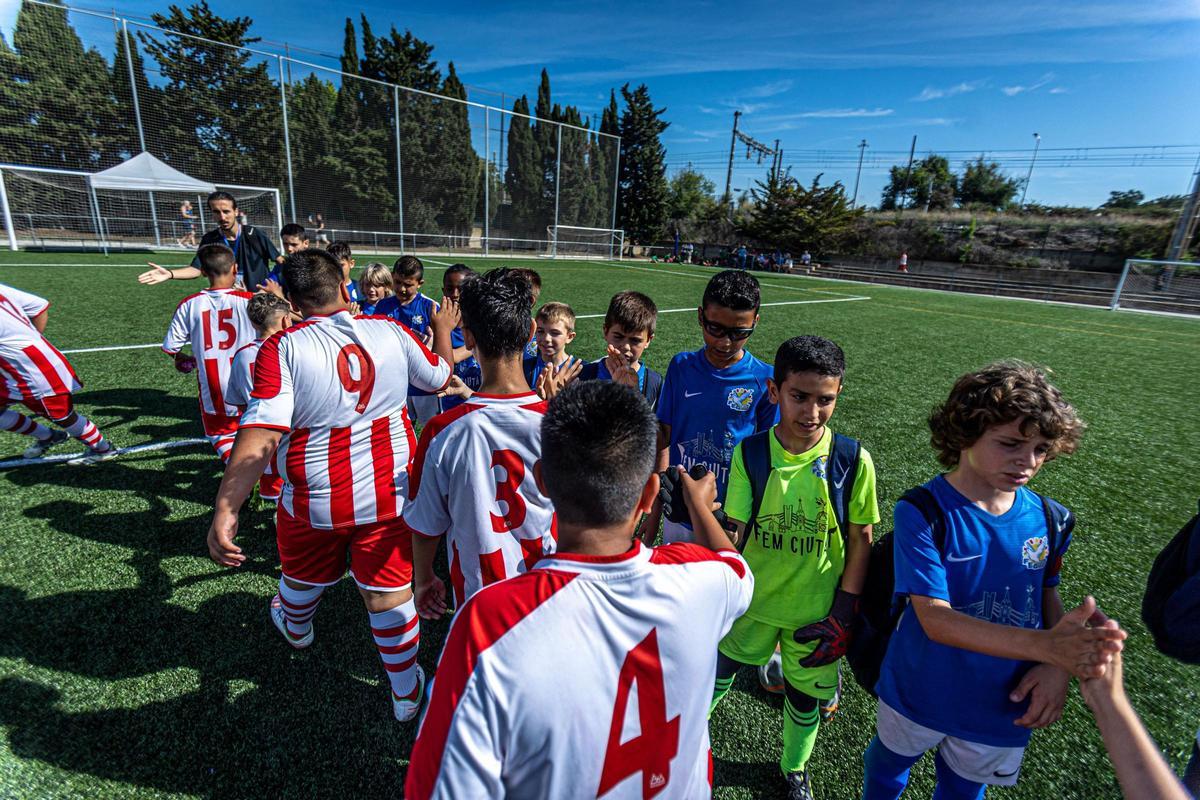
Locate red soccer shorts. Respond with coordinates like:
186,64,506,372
200,409,239,438
22,392,74,421
275,506,413,590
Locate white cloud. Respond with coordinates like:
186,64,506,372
742,79,795,98
799,107,895,118
913,80,985,101
1049,86,1070,94
1002,73,1056,96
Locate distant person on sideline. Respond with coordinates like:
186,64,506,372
138,191,284,291
898,251,909,273
178,200,197,248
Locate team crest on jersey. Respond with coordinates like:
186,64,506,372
726,387,754,412
1021,536,1049,570
811,455,828,479
412,314,425,327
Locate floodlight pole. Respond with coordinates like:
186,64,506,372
122,20,160,247
852,139,867,207
277,56,297,223
552,125,562,258
0,169,17,251
1166,151,1200,260
1020,132,1041,209
724,110,741,211
610,143,621,259
483,107,490,257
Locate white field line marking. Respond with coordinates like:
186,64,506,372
576,296,868,319
61,343,164,354
58,296,872,354
0,437,207,470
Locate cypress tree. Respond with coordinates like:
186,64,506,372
504,95,540,237
617,83,670,246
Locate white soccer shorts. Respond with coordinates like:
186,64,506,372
876,700,1026,787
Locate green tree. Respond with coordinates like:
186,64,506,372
504,95,541,236
616,84,670,246
0,34,32,166
956,157,1020,210
555,105,592,228
437,62,480,241
666,167,718,230
110,27,157,161
287,73,339,226
741,172,862,254
533,70,557,226
881,154,956,211
589,91,621,229
9,0,120,169
141,2,283,187
1101,189,1145,209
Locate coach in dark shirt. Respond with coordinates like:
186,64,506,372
138,191,284,290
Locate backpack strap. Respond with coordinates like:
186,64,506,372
739,430,772,552
578,360,601,382
642,368,663,409
826,433,862,538
1033,492,1074,582
898,485,947,551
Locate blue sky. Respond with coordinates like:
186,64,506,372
4,0,1198,207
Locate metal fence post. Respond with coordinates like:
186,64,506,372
610,142,621,259
122,20,160,247
483,107,490,257
277,56,297,223
552,125,562,258
0,170,17,251
393,85,405,255
87,181,108,255
1110,259,1133,310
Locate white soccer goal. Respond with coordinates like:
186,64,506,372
0,163,282,253
1109,259,1200,314
547,225,625,260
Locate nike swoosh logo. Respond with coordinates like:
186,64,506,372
945,554,983,563
832,473,847,490
684,391,702,398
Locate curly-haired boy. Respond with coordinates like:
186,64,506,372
862,361,1126,800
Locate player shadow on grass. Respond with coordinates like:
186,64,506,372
72,387,199,441
0,553,456,795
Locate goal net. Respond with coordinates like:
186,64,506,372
1109,259,1200,315
547,225,625,260
0,165,281,252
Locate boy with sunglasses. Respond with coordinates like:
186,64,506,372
648,269,778,544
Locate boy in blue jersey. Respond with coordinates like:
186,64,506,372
375,255,442,422
438,263,483,413
578,291,663,409
649,269,777,544
863,361,1127,800
524,302,581,391
357,262,392,316
511,268,543,360
326,242,360,307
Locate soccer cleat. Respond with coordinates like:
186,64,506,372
70,442,119,465
785,769,814,800
819,663,843,723
270,594,314,649
22,429,69,459
393,665,426,722
757,646,785,695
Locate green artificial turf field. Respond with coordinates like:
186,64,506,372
1,249,1198,799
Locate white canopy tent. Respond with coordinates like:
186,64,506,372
0,154,283,253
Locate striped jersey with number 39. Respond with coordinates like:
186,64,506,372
405,542,754,799
0,283,81,403
240,312,450,529
403,392,557,606
161,288,256,417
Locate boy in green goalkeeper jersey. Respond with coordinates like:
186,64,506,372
709,335,879,800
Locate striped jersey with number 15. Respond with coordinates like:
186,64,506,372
240,311,450,530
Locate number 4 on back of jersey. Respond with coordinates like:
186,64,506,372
597,628,681,798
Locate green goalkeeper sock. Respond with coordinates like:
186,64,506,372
781,693,820,774
709,675,735,718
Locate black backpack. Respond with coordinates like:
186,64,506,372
739,429,861,550
846,485,1073,696
577,359,664,410
1141,502,1200,664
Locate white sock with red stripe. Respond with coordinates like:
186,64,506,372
59,414,108,449
1,408,53,440
209,434,235,463
370,599,421,700
278,580,324,640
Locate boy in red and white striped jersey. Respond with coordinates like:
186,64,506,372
404,268,556,616
406,380,754,799
226,292,292,501
205,249,456,721
0,282,115,463
162,243,256,462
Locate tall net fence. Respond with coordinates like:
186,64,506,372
0,0,621,257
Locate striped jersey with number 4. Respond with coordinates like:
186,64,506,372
0,283,81,403
161,288,256,418
405,542,754,799
240,311,451,529
403,392,557,606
